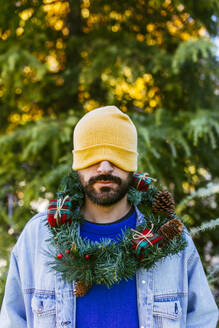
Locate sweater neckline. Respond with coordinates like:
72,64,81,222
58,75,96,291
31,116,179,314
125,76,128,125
80,206,136,235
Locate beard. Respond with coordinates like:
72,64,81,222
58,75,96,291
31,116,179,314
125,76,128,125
78,172,133,206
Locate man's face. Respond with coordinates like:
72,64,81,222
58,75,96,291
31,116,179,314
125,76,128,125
77,161,133,206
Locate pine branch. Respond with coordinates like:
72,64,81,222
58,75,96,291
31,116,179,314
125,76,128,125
172,39,215,73
176,183,219,214
189,218,219,237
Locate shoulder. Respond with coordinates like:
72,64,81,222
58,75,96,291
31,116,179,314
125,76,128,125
23,210,48,235
136,206,197,260
13,211,50,254
179,225,202,266
183,225,196,250
26,210,48,225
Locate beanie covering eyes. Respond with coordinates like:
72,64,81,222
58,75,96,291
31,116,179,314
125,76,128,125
72,106,138,172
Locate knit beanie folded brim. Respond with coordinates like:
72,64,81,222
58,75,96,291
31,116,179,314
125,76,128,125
73,143,138,171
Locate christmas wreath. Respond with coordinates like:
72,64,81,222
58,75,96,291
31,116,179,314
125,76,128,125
46,170,187,297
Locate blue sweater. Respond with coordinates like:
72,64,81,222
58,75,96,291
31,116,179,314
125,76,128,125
76,207,139,328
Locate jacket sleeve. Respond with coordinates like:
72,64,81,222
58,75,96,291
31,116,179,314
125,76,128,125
186,242,218,328
0,250,27,327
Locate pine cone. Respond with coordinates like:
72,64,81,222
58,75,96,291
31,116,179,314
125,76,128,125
74,281,90,297
152,190,175,215
158,219,183,241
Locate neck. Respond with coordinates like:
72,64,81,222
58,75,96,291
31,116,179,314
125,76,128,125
81,195,131,224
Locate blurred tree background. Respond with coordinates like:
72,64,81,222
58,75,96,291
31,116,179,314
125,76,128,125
0,0,218,307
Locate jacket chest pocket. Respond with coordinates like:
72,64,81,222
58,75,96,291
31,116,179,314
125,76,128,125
153,298,182,328
31,294,56,328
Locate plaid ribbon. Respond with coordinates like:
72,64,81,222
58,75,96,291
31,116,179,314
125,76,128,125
132,226,163,255
132,172,156,192
48,198,72,227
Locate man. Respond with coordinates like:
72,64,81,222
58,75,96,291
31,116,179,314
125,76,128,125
0,105,218,327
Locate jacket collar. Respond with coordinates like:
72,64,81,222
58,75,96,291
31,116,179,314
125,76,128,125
134,205,145,225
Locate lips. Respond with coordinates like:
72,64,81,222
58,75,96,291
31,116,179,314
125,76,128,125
96,181,114,184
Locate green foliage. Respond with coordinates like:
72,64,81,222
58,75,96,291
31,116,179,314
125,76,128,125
177,182,219,213
207,264,219,285
190,218,219,237
172,39,216,73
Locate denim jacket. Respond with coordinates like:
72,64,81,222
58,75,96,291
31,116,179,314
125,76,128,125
0,207,218,328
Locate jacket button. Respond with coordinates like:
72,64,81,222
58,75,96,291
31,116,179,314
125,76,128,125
142,280,146,284
61,321,71,326
38,306,43,312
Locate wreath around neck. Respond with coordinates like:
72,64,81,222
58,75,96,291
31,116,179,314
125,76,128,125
45,170,187,297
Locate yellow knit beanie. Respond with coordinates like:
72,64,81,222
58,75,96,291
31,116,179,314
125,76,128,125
72,106,138,172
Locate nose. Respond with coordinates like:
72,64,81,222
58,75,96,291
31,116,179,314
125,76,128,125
96,161,114,174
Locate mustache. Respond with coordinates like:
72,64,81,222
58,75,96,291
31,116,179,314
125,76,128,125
88,174,121,186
